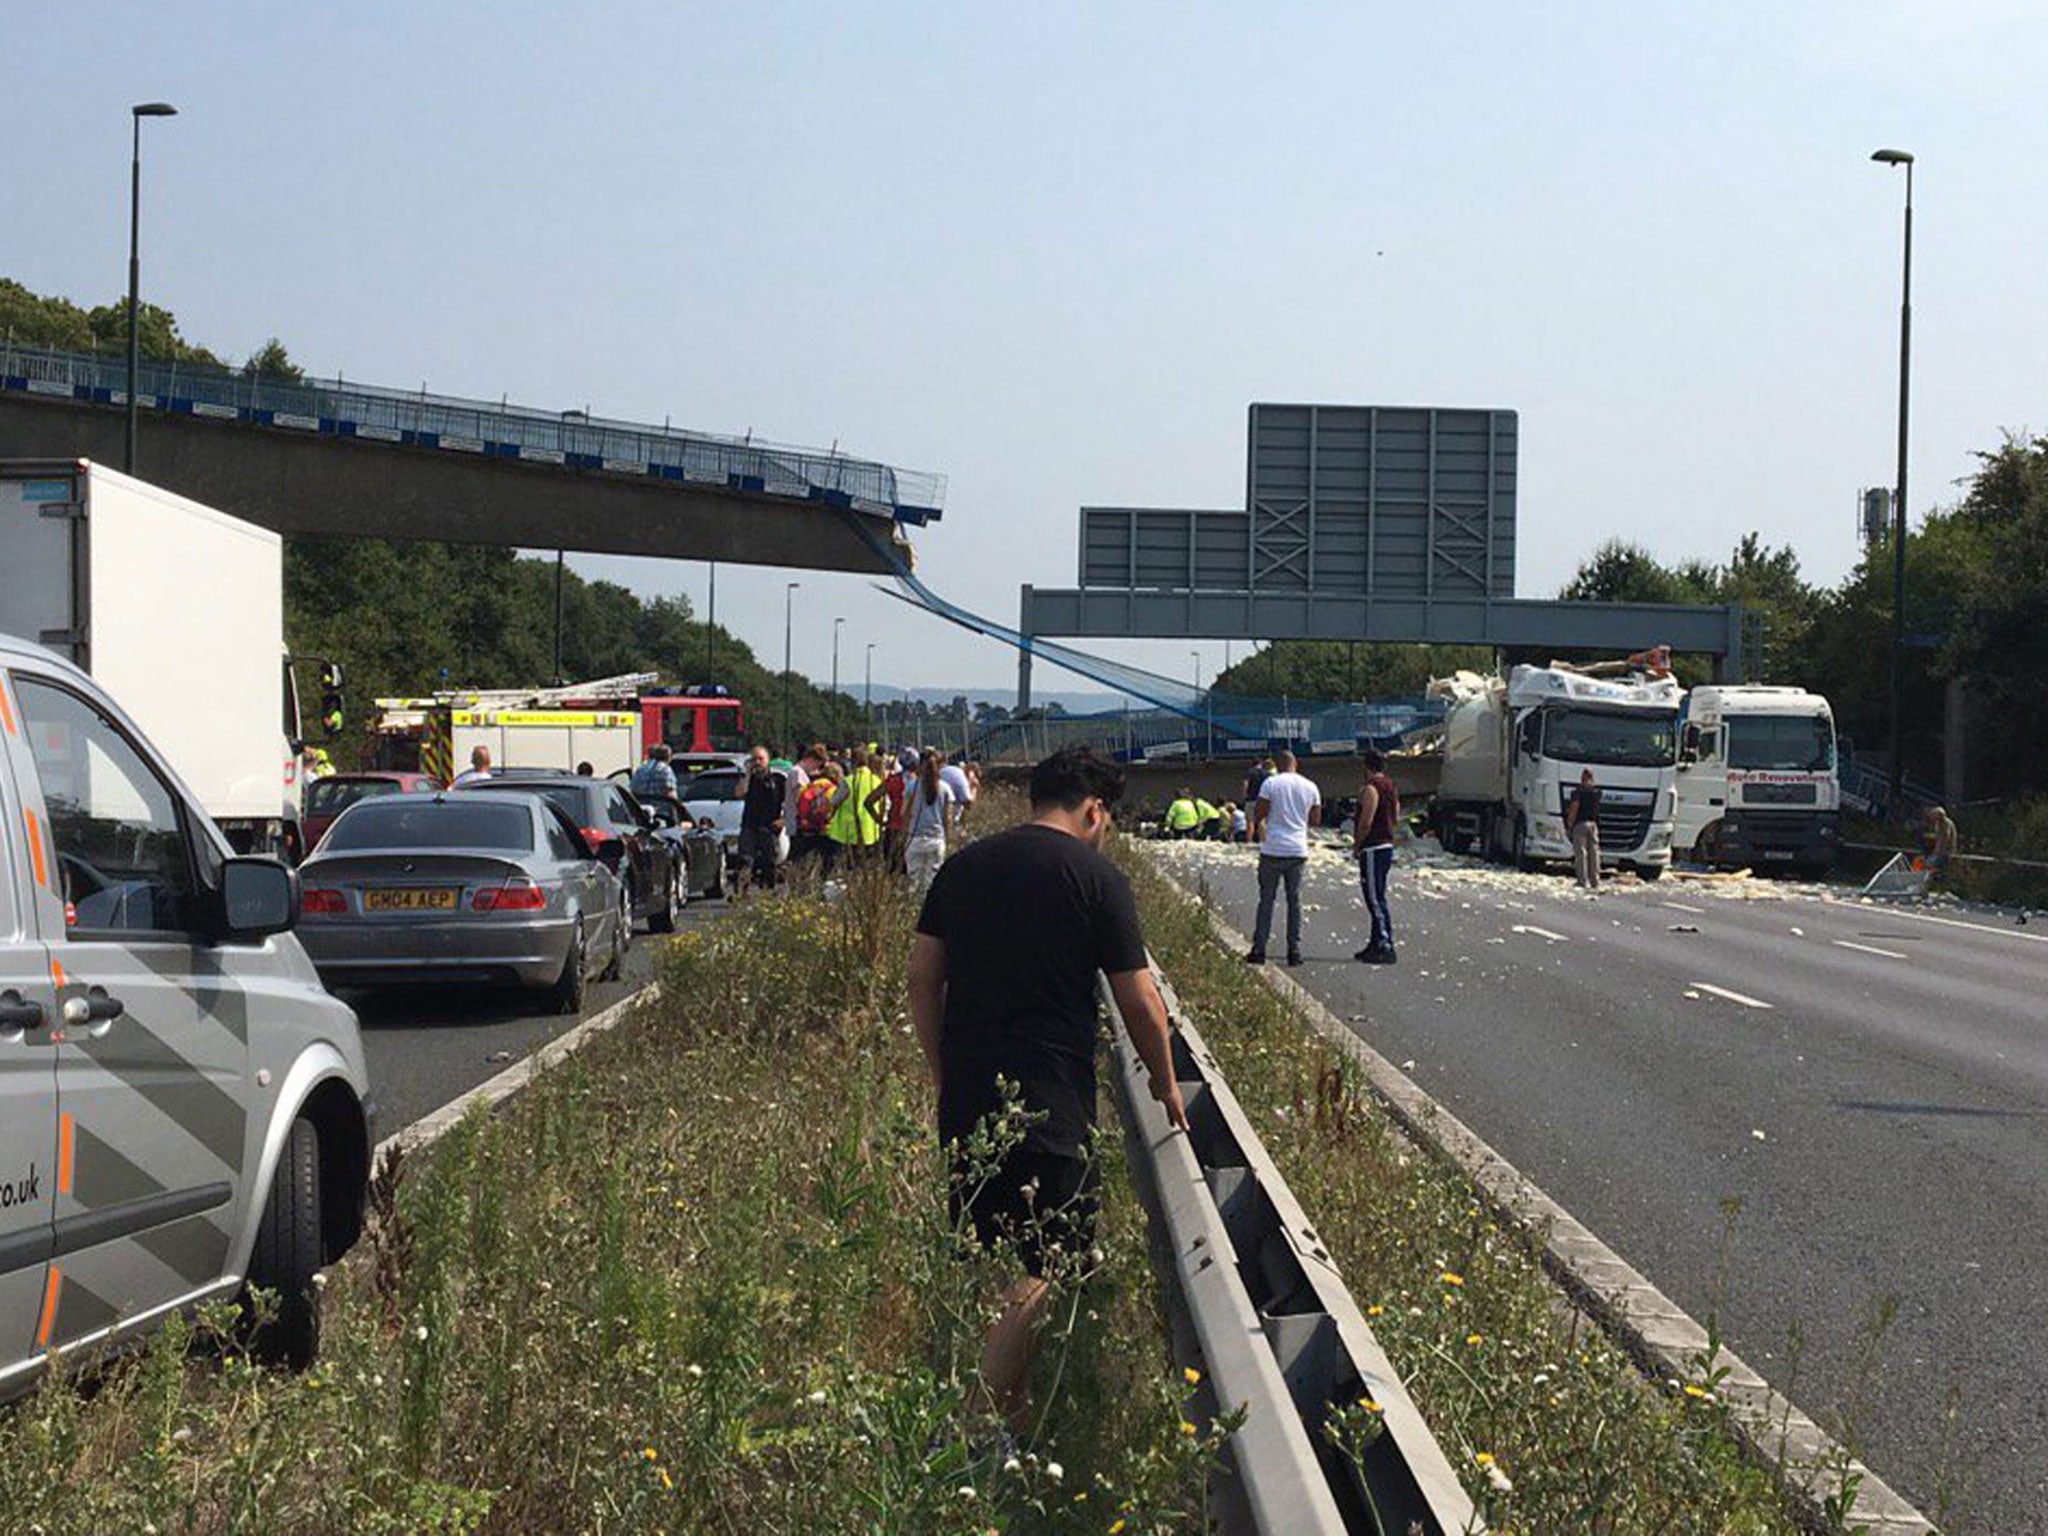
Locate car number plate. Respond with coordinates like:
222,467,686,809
363,887,459,911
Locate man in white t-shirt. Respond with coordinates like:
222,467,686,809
1248,751,1320,966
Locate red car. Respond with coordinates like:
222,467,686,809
303,771,443,853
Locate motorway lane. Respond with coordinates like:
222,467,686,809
1152,837,2048,1529
344,900,723,1137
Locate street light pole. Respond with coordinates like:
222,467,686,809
831,617,845,699
782,581,801,749
1872,147,1914,814
865,643,877,734
125,102,178,475
1190,649,1204,757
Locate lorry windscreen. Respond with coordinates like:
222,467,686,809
1726,715,1834,772
1543,707,1677,768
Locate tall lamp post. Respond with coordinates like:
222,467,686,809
125,101,178,474
782,581,800,748
831,617,845,699
865,643,877,734
1190,650,1204,758
1872,147,1914,814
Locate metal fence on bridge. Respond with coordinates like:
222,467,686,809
969,695,1445,765
0,342,946,524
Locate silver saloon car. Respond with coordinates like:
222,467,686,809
295,793,627,1012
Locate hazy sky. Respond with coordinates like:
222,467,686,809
9,3,2045,697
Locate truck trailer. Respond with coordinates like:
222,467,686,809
0,460,318,856
1429,663,1683,877
1672,684,1840,875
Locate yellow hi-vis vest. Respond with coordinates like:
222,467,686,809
828,766,883,846
1165,797,1201,831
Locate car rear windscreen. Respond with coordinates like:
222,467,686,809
322,799,534,852
306,778,402,818
463,781,591,823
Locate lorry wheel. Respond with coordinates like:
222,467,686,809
244,1116,323,1369
550,924,588,1015
1512,819,1535,872
1633,862,1665,882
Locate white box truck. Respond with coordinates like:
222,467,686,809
1428,663,1684,877
1673,684,1840,875
0,460,313,856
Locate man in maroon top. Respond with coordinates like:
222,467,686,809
1352,748,1401,964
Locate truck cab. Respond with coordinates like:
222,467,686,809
1673,685,1839,876
1502,667,1682,875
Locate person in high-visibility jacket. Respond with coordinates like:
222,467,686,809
1164,790,1202,838
827,751,886,867
1193,797,1222,840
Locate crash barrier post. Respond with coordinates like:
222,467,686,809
1102,961,1481,1535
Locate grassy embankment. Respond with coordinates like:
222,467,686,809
0,856,1215,1535
1111,836,1925,1535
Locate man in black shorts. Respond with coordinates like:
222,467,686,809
910,746,1187,1430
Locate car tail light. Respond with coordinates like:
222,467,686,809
474,880,547,912
580,825,612,850
302,888,347,915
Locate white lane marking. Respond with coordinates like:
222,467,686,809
1690,981,1774,1010
377,981,662,1159
1512,923,1570,942
1833,938,1907,960
1829,901,2048,947
1662,900,1706,914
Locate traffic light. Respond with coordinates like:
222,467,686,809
317,660,346,739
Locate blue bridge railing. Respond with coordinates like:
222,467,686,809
0,343,946,526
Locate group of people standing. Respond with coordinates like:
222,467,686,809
782,742,980,897
1236,749,1402,968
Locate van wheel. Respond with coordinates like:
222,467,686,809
1632,862,1665,882
550,924,588,1015
245,1116,323,1369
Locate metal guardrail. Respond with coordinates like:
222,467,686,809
0,342,946,525
1105,961,1480,1535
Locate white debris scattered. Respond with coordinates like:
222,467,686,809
1751,1129,1767,1142
1789,926,1805,937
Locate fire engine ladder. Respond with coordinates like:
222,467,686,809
434,672,659,710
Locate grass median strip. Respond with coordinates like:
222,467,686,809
1115,839,1840,1535
0,861,1215,1535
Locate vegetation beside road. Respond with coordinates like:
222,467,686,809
1117,840,1868,1534
0,859,1211,1534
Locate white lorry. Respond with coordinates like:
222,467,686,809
1428,662,1683,877
0,461,321,857
1673,684,1840,876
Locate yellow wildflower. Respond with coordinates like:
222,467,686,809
1683,1384,1708,1399
1182,1366,1202,1386
1465,1333,1484,1346
1440,1271,1464,1287
1475,1451,1495,1466
642,1447,658,1462
1109,1522,1126,1534
1180,1419,1197,1436
1361,1398,1382,1414
1366,1304,1384,1316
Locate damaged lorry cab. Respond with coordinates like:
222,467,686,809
0,634,370,1394
1430,664,1683,878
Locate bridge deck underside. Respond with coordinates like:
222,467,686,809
0,395,906,574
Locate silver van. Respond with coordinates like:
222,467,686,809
0,635,371,1389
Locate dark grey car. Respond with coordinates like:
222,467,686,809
296,793,626,1013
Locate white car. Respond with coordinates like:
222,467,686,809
679,766,789,887
0,634,371,1390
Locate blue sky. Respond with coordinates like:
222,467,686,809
8,3,2044,695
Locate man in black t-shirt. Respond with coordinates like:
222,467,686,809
1565,768,1603,891
911,745,1187,1431
736,746,785,896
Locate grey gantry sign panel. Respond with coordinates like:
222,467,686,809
1246,404,1517,598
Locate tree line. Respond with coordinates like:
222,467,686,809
7,277,2042,801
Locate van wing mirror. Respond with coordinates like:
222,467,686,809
218,857,298,941
1680,723,1701,763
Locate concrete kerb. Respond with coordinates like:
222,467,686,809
375,982,664,1162
1143,850,1940,1536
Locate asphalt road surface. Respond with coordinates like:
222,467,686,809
346,900,722,1139
1153,836,2047,1531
